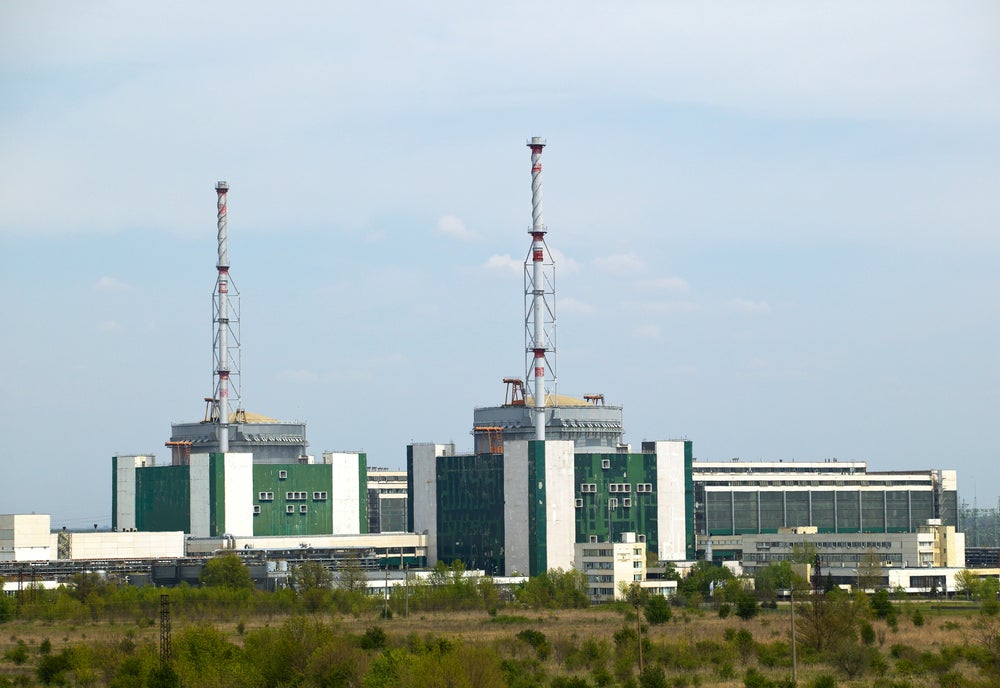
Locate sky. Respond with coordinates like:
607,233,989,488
1,2,999,528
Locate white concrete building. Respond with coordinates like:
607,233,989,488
575,533,647,603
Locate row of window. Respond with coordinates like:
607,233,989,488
252,504,311,515
576,497,635,508
587,534,647,544
258,491,328,501
580,483,654,494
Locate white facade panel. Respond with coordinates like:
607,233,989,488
327,452,362,535
113,455,151,531
0,515,52,562
503,441,530,576
410,444,446,566
654,440,687,561
60,531,185,560
189,453,212,537
222,453,254,537
543,440,576,572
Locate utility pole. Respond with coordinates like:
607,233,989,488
790,587,797,683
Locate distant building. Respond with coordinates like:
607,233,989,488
365,466,408,533
691,460,958,561
408,438,693,577
575,533,646,603
113,449,367,538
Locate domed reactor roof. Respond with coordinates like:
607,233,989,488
472,388,624,454
167,411,308,465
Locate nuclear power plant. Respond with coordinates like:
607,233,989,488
2,137,969,599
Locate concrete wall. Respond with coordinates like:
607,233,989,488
503,441,530,575
222,453,254,537
0,514,52,561
409,444,447,566
54,531,185,560
326,452,363,535
654,441,688,561
189,453,212,537
112,455,153,531
543,440,576,572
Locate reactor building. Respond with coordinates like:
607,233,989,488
114,182,367,539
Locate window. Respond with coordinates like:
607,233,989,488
575,498,583,508
622,483,631,493
252,505,261,515
313,491,328,500
300,504,308,513
258,491,274,501
608,498,619,508
286,491,307,501
637,534,646,543
286,505,295,514
610,484,619,493
278,470,288,480
590,535,599,543
623,497,632,508
601,459,611,469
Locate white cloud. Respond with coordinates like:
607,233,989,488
594,253,646,273
94,276,131,292
482,254,521,275
434,214,477,241
559,297,595,316
639,276,690,293
550,248,580,275
98,320,123,333
729,299,772,314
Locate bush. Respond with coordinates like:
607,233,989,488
808,676,836,688
644,596,672,625
718,603,732,619
736,595,759,621
359,626,387,650
911,609,924,627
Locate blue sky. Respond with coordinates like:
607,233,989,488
2,2,999,527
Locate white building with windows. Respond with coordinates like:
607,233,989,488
575,532,647,603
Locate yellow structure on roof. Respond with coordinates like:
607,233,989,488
524,394,589,407
227,411,279,423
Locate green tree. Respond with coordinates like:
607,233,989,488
643,595,672,625
292,561,332,612
199,554,254,590
955,569,981,599
796,587,865,653
856,549,883,592
336,554,369,594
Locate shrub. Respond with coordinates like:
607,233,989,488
860,621,876,646
809,676,836,688
911,609,924,627
718,603,732,619
359,626,387,650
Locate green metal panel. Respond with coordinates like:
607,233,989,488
134,465,191,532
574,452,659,555
358,453,368,534
684,440,695,560
252,464,334,536
209,453,226,537
405,445,415,535
111,456,118,531
434,453,505,575
527,441,547,576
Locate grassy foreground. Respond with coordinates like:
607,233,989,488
1,598,997,687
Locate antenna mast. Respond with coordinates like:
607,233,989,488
524,137,557,441
212,181,241,451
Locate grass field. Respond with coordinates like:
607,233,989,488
1,598,996,687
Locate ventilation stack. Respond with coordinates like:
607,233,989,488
212,181,241,451
524,137,557,441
